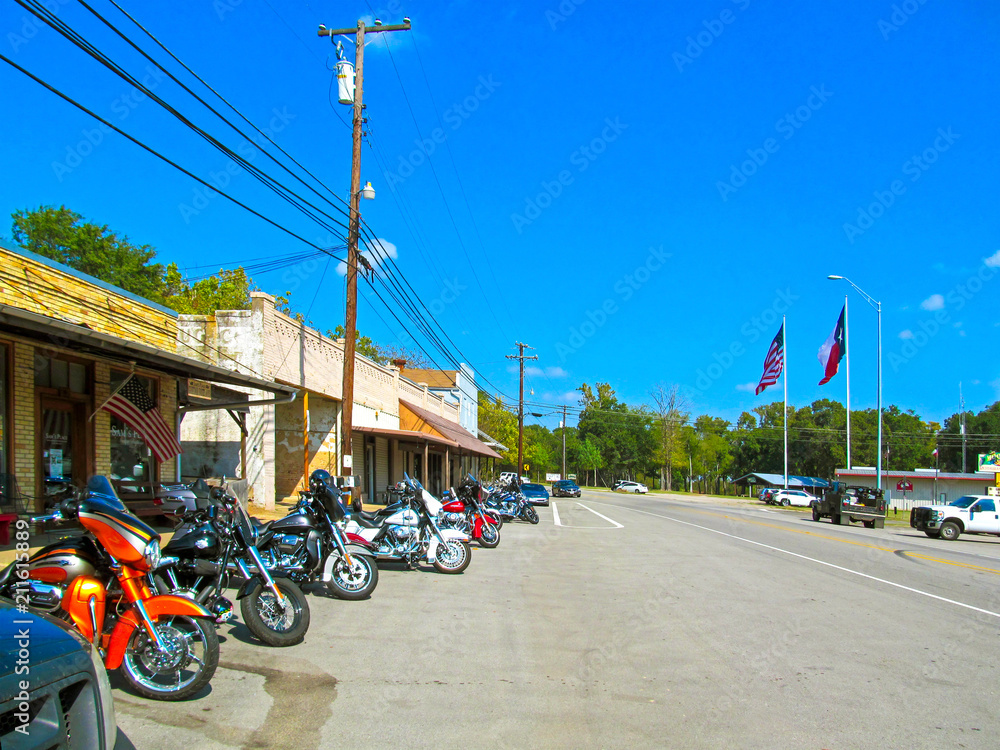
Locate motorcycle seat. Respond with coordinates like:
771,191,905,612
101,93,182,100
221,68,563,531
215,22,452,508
250,517,273,533
351,514,380,529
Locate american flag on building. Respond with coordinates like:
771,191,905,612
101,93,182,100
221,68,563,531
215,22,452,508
755,324,785,395
102,375,182,462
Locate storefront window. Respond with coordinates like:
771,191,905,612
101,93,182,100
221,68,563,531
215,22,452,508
109,372,156,483
0,343,7,477
35,355,87,393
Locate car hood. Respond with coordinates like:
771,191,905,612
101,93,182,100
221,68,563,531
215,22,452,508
0,601,91,676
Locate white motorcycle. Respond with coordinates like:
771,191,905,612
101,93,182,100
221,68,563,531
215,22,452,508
341,475,471,574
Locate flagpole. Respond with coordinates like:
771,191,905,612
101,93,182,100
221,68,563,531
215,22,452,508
88,365,136,421
783,315,788,490
845,294,851,471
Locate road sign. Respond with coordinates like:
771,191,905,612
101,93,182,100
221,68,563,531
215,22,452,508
896,480,913,491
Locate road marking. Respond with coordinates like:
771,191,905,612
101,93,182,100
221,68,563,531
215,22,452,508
551,501,623,529
576,502,624,528
596,501,1000,619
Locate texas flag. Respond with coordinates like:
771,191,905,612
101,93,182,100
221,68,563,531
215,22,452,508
818,305,846,385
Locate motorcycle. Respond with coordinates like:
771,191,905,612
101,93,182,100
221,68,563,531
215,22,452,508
440,478,501,548
1,476,220,701
252,469,379,600
155,482,311,647
342,476,472,574
483,479,539,525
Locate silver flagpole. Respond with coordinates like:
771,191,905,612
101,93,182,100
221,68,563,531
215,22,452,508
845,295,851,471
783,315,788,490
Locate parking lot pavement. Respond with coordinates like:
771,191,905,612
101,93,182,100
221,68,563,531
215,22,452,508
114,494,1000,748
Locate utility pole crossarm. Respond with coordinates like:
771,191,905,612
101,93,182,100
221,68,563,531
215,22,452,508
319,20,411,36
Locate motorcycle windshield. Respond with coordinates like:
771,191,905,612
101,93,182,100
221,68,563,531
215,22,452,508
85,475,128,511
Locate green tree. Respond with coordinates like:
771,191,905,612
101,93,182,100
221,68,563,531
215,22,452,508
578,436,603,487
162,265,252,314
938,401,999,472
13,205,164,301
478,392,518,467
650,383,687,491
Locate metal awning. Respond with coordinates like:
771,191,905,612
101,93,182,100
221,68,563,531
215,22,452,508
400,399,503,460
0,303,296,397
733,472,831,489
354,425,459,448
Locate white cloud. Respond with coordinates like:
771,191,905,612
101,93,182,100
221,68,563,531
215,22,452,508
736,382,757,393
973,379,981,385
336,238,399,276
985,250,1000,268
920,293,945,311
959,330,967,337
542,390,582,405
526,365,568,378
898,329,914,340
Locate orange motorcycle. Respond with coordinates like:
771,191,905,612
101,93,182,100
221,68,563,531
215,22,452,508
1,476,219,701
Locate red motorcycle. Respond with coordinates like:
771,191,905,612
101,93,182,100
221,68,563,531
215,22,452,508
1,476,220,701
440,479,501,548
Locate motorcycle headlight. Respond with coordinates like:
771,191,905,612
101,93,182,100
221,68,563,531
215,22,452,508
143,539,162,570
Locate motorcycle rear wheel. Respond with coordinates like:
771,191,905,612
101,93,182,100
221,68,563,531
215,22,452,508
325,553,379,600
120,615,219,701
433,540,471,574
240,577,310,646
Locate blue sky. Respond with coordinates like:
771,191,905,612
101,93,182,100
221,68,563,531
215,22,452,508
2,0,999,430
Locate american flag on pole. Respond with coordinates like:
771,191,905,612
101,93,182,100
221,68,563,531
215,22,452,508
755,324,785,395
102,376,182,462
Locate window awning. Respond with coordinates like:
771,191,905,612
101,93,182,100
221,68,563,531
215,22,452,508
0,303,296,397
353,425,459,448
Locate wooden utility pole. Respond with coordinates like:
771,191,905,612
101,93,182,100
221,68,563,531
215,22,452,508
506,342,537,476
561,404,568,479
318,18,410,498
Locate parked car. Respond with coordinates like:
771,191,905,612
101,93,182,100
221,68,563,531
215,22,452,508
771,489,816,507
910,495,999,541
520,483,550,506
0,599,117,748
615,481,648,494
759,488,779,504
552,480,581,498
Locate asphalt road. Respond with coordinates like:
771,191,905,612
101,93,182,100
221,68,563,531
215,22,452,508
113,490,1000,749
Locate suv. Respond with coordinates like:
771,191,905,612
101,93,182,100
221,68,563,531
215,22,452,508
911,495,1000,541
615,481,648,494
770,489,816,507
552,480,581,498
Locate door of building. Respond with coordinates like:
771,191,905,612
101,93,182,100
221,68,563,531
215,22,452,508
40,398,89,495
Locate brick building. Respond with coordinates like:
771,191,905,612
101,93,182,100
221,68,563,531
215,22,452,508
179,293,500,509
0,244,293,512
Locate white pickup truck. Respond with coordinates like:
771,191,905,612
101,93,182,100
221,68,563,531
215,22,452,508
910,495,1000,541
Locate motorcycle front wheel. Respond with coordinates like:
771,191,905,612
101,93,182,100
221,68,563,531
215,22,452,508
477,520,500,548
240,577,310,646
485,510,503,529
325,553,379,600
522,505,540,524
120,615,219,701
433,540,471,574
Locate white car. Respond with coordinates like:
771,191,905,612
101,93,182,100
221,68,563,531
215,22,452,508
615,481,648,494
771,489,816,507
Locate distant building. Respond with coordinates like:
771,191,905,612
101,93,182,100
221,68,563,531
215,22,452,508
401,364,478,436
835,467,998,508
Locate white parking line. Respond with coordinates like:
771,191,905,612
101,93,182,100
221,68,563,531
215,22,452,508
551,501,623,529
596,500,1000,620
576,502,624,528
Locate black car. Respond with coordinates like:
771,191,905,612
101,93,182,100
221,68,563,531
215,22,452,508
0,599,117,749
552,480,581,498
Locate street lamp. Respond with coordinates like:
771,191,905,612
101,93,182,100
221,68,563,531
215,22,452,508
828,275,882,490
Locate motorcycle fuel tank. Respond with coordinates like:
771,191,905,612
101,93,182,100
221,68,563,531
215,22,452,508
441,499,465,513
27,536,101,585
164,520,219,559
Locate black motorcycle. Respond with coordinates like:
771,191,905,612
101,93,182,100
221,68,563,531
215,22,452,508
483,478,539,525
155,484,311,647
252,470,379,600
